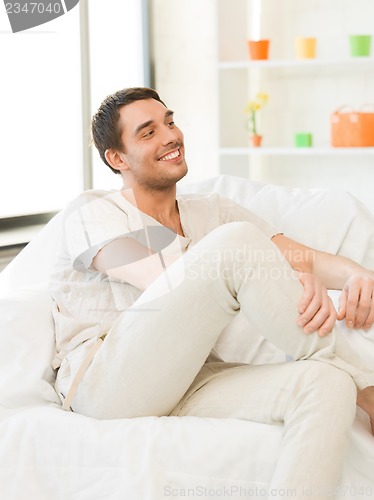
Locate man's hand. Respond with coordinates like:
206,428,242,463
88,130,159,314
297,272,337,337
338,272,374,330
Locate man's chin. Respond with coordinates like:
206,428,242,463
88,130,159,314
177,163,188,182
169,161,188,185
143,164,188,191
167,167,187,188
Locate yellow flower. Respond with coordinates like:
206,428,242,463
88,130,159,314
244,101,257,113
243,92,269,136
257,92,268,104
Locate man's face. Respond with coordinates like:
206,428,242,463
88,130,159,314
117,98,188,189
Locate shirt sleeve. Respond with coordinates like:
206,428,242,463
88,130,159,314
61,191,131,272
216,194,281,239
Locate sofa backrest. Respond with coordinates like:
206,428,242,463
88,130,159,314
179,175,374,269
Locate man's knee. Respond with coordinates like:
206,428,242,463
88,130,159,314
212,221,267,242
195,221,274,261
300,361,357,406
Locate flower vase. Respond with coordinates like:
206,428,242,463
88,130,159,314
247,40,270,60
250,135,262,147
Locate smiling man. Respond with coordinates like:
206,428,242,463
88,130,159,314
50,87,374,499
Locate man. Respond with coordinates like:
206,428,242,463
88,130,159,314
50,87,374,498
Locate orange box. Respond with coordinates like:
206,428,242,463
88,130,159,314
331,108,374,147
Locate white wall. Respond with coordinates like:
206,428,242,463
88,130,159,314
151,0,219,185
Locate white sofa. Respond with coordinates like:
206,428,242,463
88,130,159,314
1,175,374,500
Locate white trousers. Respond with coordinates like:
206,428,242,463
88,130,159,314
56,222,374,498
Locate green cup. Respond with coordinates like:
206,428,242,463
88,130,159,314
295,132,313,148
349,35,372,57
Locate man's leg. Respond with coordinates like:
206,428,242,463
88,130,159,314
171,360,357,500
58,221,374,419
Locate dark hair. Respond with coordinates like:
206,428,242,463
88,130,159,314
91,87,166,174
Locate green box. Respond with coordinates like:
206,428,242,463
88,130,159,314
294,133,313,148
349,35,372,57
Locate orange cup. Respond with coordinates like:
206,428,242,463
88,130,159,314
247,39,270,60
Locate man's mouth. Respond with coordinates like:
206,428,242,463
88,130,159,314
158,148,181,161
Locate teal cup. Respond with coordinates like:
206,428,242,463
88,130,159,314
294,133,313,148
349,35,372,57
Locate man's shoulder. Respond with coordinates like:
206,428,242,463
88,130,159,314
177,192,240,212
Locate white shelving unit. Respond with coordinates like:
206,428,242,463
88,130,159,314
219,58,374,70
220,147,374,156
217,0,374,210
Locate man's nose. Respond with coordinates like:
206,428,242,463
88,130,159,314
160,124,180,145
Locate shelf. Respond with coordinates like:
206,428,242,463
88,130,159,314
220,147,374,156
219,58,374,70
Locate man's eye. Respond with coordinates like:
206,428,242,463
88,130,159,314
167,121,175,127
143,130,154,138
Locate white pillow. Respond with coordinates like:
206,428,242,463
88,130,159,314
0,289,60,418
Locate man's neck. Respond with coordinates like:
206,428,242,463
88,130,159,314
121,184,184,236
120,184,183,236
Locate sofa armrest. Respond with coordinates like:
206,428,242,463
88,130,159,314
0,289,61,416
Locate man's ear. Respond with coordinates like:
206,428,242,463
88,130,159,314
104,149,129,172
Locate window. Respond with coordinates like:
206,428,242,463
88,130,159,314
0,4,83,218
0,0,150,220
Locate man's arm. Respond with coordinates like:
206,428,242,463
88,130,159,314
273,234,374,330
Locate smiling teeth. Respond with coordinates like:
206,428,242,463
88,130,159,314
160,150,179,161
